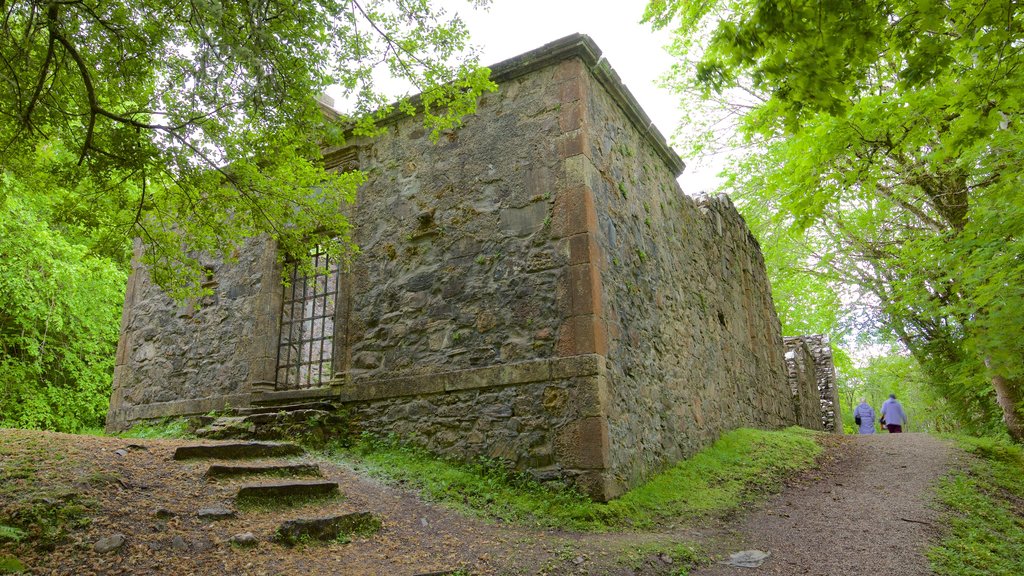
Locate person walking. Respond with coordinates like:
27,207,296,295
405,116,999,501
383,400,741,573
880,393,908,433
852,398,876,434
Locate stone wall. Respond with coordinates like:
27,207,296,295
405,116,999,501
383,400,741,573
783,335,843,433
107,34,811,500
573,63,795,490
783,339,826,430
106,237,282,431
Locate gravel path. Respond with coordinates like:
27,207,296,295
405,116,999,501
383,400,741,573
694,433,955,576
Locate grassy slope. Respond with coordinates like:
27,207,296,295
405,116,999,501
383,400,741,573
333,426,823,532
929,436,1024,576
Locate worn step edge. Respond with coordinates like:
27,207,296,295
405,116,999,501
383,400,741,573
235,481,340,504
172,442,305,460
205,463,322,479
233,402,339,416
273,512,381,546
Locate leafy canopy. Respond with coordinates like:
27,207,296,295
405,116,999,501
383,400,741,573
646,0,1024,438
1,0,495,298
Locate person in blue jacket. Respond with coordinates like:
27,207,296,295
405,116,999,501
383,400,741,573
880,393,908,433
853,398,876,434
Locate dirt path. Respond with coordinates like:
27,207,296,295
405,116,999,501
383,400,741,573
0,430,959,575
693,433,956,576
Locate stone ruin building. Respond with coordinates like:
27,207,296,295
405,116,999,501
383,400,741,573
106,35,840,501
784,335,843,433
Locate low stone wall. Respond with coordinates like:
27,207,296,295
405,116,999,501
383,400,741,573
338,355,609,492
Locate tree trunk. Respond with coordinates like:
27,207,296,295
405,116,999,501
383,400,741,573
988,365,1024,443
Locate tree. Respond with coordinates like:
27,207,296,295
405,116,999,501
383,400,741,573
1,182,126,431
646,0,1024,440
1,0,495,299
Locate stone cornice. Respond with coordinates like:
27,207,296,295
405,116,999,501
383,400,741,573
325,34,685,177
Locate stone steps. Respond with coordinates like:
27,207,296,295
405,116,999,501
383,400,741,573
193,406,346,442
235,480,340,506
205,463,322,480
171,439,380,550
272,512,381,545
172,441,305,460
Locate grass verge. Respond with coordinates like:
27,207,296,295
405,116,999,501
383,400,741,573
929,435,1024,576
333,426,822,531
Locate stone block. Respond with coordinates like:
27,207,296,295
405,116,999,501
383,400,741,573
551,186,598,240
550,354,603,379
173,442,305,460
497,359,552,386
559,101,584,132
554,416,609,470
558,130,587,159
569,375,609,418
573,469,623,503
553,57,585,82
568,263,602,317
556,315,607,357
499,201,549,237
558,79,583,104
568,233,601,266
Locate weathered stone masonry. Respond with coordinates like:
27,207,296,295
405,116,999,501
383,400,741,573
107,35,829,501
784,335,843,433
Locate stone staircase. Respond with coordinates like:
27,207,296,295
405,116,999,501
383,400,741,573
192,401,345,443
172,441,380,546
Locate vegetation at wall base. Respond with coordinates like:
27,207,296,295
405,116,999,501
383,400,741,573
334,426,822,531
117,417,193,440
929,436,1024,576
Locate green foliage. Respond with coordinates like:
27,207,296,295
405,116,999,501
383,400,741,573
117,418,192,439
0,0,496,299
337,427,822,531
0,525,26,543
0,555,27,574
929,436,1024,575
647,0,1024,438
0,192,126,432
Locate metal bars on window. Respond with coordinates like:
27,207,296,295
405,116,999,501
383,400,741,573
275,246,340,390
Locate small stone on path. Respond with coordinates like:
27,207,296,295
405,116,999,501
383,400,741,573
197,507,236,521
724,550,771,568
229,533,259,547
170,535,188,551
113,449,128,457
93,534,126,553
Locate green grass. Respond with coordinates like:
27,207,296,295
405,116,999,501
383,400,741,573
117,417,192,439
929,435,1024,576
334,427,822,531
0,555,27,574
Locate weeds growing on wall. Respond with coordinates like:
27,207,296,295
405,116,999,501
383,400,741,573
929,436,1024,576
333,427,823,531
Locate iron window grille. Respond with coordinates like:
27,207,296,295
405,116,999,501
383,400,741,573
275,245,341,390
